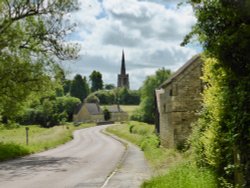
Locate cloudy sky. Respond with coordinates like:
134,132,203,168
63,0,201,90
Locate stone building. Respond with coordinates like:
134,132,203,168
156,55,203,148
106,105,128,122
117,50,129,89
73,103,104,123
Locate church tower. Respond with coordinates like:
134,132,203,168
117,50,129,89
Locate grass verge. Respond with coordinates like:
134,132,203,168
106,121,217,188
0,123,94,161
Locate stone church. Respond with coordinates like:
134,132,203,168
155,55,203,148
117,50,129,89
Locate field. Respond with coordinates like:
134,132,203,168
0,123,94,161
101,105,139,117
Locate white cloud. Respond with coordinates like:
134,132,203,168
64,0,200,89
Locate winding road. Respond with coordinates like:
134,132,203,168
0,125,151,188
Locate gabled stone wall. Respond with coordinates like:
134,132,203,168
157,55,203,148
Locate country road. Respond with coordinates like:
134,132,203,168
0,125,151,188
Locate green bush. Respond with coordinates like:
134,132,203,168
17,96,81,127
140,135,160,151
128,121,154,136
0,142,30,161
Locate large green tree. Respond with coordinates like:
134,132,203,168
89,70,103,92
183,0,250,186
70,74,89,102
0,0,79,122
132,68,171,123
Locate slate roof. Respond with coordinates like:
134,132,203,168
160,54,201,88
74,103,102,115
85,103,103,115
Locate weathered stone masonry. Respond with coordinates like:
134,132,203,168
156,55,203,148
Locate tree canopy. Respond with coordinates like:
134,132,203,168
183,0,250,186
89,70,103,92
0,0,79,122
132,68,171,123
70,75,89,102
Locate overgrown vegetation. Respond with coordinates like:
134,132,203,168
0,123,94,161
131,68,171,123
86,87,140,105
0,0,79,124
106,122,217,188
183,1,250,187
142,164,216,188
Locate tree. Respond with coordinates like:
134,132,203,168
89,71,103,92
17,96,81,126
103,108,111,121
0,0,79,122
132,68,171,123
63,80,72,95
183,0,250,186
70,74,89,102
104,84,115,90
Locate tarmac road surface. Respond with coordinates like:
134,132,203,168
0,125,151,188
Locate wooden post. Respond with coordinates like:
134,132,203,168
25,127,29,145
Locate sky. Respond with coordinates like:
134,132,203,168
63,0,201,90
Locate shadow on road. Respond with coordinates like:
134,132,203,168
0,155,79,181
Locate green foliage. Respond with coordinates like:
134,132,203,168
103,108,111,121
70,74,90,102
183,0,250,76
17,96,81,127
55,96,81,121
106,121,181,170
190,57,249,187
0,0,79,122
142,163,217,188
117,88,140,105
0,142,30,161
86,88,140,105
0,123,94,161
184,1,250,186
106,121,216,187
92,90,116,104
63,80,72,95
89,70,103,92
85,94,100,103
104,84,115,90
132,68,171,123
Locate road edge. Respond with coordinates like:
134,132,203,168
100,127,129,188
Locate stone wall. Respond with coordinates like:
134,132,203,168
158,55,203,148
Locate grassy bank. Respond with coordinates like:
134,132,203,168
106,121,217,188
0,123,94,161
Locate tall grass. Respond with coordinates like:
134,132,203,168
142,163,217,188
106,121,182,172
106,121,217,188
0,123,94,161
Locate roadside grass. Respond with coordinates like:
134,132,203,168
106,121,182,172
119,105,139,116
106,121,217,188
0,123,94,161
142,163,217,188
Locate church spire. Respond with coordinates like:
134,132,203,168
117,49,129,89
121,50,126,75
